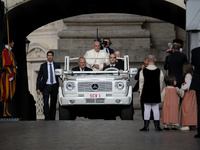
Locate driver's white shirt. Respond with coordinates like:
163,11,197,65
84,49,109,71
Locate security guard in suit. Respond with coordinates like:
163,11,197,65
36,51,60,120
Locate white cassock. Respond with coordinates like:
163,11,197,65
84,49,109,71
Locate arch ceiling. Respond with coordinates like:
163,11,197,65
5,0,185,41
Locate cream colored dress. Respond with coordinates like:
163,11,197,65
161,86,184,124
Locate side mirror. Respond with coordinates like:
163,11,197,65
55,69,63,76
129,68,137,75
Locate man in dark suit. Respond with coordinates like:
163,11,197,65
164,39,184,74
103,54,121,70
102,38,114,55
164,44,187,88
36,51,60,120
190,47,200,138
72,57,92,71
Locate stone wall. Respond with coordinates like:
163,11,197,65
55,14,182,63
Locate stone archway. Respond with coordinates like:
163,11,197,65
1,0,186,120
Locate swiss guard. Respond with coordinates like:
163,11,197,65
0,40,17,117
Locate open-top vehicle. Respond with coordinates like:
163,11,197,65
55,55,137,120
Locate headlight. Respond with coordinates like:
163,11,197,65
66,82,75,91
116,82,124,90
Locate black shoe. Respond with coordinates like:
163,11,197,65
194,134,200,138
189,126,197,130
171,128,178,131
140,127,149,131
155,126,163,131
140,120,149,131
163,127,170,131
154,120,163,131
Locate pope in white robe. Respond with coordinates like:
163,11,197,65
84,41,109,71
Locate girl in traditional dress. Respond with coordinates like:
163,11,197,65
180,62,198,130
161,76,184,130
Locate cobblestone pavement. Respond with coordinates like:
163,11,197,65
0,114,200,150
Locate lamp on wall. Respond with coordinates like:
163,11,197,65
25,38,30,55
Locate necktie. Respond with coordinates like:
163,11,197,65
49,63,53,84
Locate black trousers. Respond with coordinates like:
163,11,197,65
196,90,200,135
43,84,58,120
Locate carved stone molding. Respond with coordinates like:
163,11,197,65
27,43,47,62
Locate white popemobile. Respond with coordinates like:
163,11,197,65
55,55,137,120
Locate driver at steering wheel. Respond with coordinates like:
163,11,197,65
103,54,121,71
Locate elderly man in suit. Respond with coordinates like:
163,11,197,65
72,57,92,71
190,47,200,138
36,51,60,120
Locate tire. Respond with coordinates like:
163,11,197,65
120,102,134,120
59,104,76,120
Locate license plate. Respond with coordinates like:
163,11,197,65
84,93,106,99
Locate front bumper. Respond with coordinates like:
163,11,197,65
59,86,132,106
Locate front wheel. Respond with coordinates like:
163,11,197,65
120,102,134,120
59,104,76,120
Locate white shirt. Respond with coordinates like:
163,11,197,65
46,62,56,84
110,64,115,67
181,73,192,91
139,65,164,96
103,47,110,55
84,49,109,71
5,45,12,50
161,86,184,102
79,67,84,71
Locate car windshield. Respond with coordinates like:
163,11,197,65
64,56,129,71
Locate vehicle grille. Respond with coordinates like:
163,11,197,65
78,82,112,92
